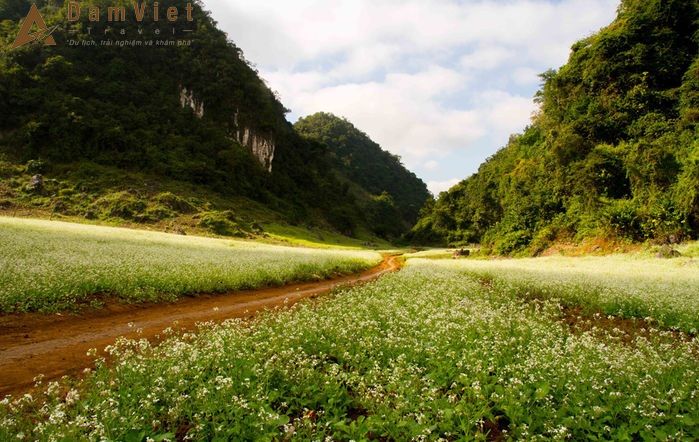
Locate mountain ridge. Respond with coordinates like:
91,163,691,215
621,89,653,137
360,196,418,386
0,0,429,241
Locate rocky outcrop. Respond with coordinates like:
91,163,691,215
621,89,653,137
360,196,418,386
179,86,204,118
233,111,275,172
25,174,43,193
178,90,275,172
236,127,275,172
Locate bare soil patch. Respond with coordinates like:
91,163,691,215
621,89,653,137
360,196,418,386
0,255,402,397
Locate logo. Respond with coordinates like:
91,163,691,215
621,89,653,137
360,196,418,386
9,2,195,50
11,4,58,49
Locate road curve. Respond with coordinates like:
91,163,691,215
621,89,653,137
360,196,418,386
0,255,402,396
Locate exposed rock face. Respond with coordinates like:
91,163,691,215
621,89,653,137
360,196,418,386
233,111,275,172
237,127,275,172
178,89,275,172
26,174,43,193
179,86,204,118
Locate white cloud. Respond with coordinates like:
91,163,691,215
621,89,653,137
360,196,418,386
476,90,539,135
427,178,461,196
424,160,440,171
268,66,483,162
460,46,514,71
207,0,618,73
327,43,403,78
204,0,619,183
512,67,541,85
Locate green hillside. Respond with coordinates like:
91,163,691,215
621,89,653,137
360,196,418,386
0,0,426,241
412,0,699,254
295,113,430,238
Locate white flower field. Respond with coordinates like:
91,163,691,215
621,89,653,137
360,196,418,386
0,217,381,313
2,253,698,440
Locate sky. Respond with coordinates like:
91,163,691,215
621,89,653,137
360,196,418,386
204,0,620,195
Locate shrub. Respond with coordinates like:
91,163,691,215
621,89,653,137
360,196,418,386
153,192,197,214
601,199,642,240
140,204,176,222
493,229,531,255
91,191,147,220
25,159,47,175
528,225,558,256
638,198,688,244
197,211,247,237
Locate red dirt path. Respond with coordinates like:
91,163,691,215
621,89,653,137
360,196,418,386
0,255,402,396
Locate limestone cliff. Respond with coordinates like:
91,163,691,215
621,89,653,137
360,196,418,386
233,111,275,172
178,89,275,172
235,127,275,172
179,86,204,118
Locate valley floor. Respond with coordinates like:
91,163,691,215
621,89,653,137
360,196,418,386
1,247,698,441
0,255,401,397
0,217,381,313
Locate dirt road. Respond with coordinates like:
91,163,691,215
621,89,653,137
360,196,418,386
0,255,402,396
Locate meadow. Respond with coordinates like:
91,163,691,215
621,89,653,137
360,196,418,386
428,254,699,334
0,217,381,313
2,255,698,441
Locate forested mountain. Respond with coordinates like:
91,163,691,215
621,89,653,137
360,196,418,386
0,0,426,239
295,113,430,238
412,0,699,253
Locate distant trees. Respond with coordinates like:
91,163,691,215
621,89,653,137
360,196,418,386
0,0,30,21
295,112,430,237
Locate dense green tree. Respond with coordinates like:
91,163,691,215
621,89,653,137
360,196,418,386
0,0,30,21
413,0,699,252
295,112,430,234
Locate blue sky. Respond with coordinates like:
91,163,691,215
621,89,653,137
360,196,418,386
205,0,620,195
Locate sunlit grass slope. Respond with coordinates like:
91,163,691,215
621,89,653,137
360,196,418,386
262,223,391,250
0,217,381,313
678,241,699,257
2,258,697,440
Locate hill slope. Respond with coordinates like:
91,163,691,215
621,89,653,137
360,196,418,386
295,113,429,238
0,0,425,240
412,0,699,253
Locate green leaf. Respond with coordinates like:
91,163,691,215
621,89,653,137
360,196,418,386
535,383,550,400
122,430,146,442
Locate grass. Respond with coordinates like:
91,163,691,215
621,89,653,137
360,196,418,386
0,217,381,313
0,159,392,248
2,257,698,441
262,223,391,250
678,241,699,257
404,248,457,259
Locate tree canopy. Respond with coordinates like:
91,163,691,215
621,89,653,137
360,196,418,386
412,0,699,253
295,112,430,236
